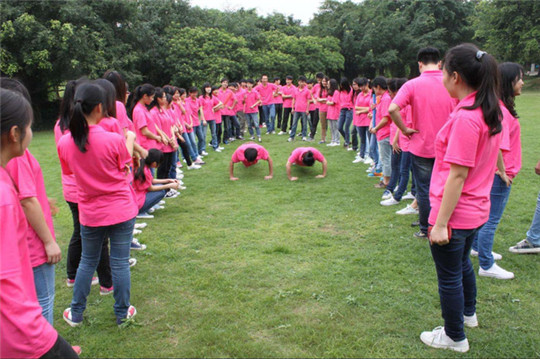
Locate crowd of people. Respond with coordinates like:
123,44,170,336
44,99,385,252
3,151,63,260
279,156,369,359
1,43,539,357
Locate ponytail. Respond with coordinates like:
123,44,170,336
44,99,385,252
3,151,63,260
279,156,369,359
128,83,155,118
499,62,523,118
444,43,502,136
134,148,164,183
70,82,104,153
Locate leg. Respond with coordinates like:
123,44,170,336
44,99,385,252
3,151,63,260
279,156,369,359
216,123,223,146
310,109,319,139
338,109,346,143
393,151,412,201
379,138,392,183
301,113,308,137
344,109,353,145
168,149,178,179
96,238,113,289
268,104,276,133
194,125,205,154
359,126,368,158
281,108,292,132
246,114,254,136
275,104,283,129
387,150,402,192
411,154,435,235
178,136,193,166
66,201,82,281
369,134,380,171
526,190,540,246
139,190,167,214
33,263,56,325
351,126,358,151
39,335,79,359
157,152,173,179
289,112,300,139
186,132,199,161
231,115,241,138
319,111,327,142
208,120,217,149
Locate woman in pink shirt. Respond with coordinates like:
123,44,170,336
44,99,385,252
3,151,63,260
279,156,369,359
129,84,162,151
200,83,222,152
58,82,138,327
325,78,341,146
420,44,503,353
352,78,371,161
317,76,329,144
1,82,80,358
337,78,354,148
470,62,524,279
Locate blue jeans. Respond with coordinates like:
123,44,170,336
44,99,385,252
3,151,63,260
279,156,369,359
262,104,275,133
194,125,205,154
183,131,198,161
356,126,369,158
230,115,241,138
411,154,435,235
387,150,402,192
33,263,55,325
207,120,218,150
139,190,166,214
472,174,512,269
338,108,353,145
221,115,231,141
290,112,308,138
378,137,392,177
393,151,413,201
72,217,135,321
527,191,540,246
430,227,479,342
246,113,261,137
369,133,381,172
169,150,178,179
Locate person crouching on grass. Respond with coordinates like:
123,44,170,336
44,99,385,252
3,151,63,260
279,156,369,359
229,143,273,181
286,147,327,181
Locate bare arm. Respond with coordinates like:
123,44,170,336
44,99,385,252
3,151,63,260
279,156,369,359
496,150,511,186
141,126,162,143
286,161,297,181
370,117,389,133
20,198,61,264
229,161,238,181
265,157,273,180
388,103,417,137
125,131,136,157
316,159,327,179
355,106,369,115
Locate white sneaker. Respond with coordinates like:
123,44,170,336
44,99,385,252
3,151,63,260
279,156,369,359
136,213,154,219
178,185,187,190
134,223,147,229
133,229,142,235
381,197,400,206
478,263,514,279
250,136,255,140
176,173,184,180
402,192,415,200
326,142,335,147
159,201,165,205
381,190,392,200
470,249,502,260
129,258,137,268
278,131,286,135
218,146,225,150
420,326,469,353
215,148,222,153
347,147,353,151
188,164,201,170
302,137,307,141
201,151,209,156
396,204,419,215
352,157,363,164
287,137,293,142
366,166,374,173
363,157,374,165
464,313,478,328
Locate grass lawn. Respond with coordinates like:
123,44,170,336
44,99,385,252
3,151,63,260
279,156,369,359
31,91,539,358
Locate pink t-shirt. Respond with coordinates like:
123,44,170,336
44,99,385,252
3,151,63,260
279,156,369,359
215,88,233,116
150,107,175,153
500,104,522,179
293,87,311,113
57,125,138,227
398,106,413,152
338,89,353,110
99,116,124,136
312,83,321,109
288,147,325,166
185,97,201,126
235,89,245,113
5,150,55,268
353,91,371,127
132,102,160,150
199,95,220,121
428,92,502,229
308,87,318,111
375,91,392,141
281,84,297,108
318,88,328,112
132,166,153,210
0,167,58,359
272,85,283,105
231,143,269,167
180,100,194,132
326,92,340,120
392,70,457,158
244,90,262,114
116,101,134,133
255,83,277,105
54,122,78,203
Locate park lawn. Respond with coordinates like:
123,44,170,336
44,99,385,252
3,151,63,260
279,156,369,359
31,91,539,358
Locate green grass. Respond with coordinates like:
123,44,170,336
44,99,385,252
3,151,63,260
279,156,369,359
31,91,540,358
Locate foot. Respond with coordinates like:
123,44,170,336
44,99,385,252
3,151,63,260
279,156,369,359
381,190,393,200
464,313,478,328
509,239,540,254
200,151,209,156
402,192,415,200
134,223,147,229
352,157,363,164
470,249,502,260
130,239,147,251
136,212,154,219
414,231,427,239
396,204,418,215
363,157,374,165
302,136,308,141
381,197,400,206
100,286,114,296
374,181,386,189
250,136,255,140
411,220,420,227
287,137,293,142
187,164,201,170
278,131,286,135
258,137,262,142
133,229,142,235
129,258,137,267
117,305,137,326
367,171,383,178
478,263,514,279
420,326,469,353
318,140,326,144
63,308,83,327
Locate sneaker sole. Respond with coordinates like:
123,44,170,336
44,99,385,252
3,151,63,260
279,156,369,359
100,290,114,296
509,247,540,254
63,309,83,327
420,335,469,353
478,271,514,280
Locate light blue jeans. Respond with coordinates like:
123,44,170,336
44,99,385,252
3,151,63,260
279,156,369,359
72,217,135,321
262,104,275,133
290,112,308,138
194,125,206,154
369,133,381,172
33,262,55,325
246,113,261,137
526,190,540,246
207,120,218,150
183,131,199,161
338,108,353,145
378,137,392,177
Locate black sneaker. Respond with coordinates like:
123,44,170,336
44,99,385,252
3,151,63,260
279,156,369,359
414,231,427,239
411,221,420,227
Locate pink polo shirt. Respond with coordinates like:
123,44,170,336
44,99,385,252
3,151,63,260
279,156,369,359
308,87,318,111
293,87,311,113
353,91,371,127
215,88,233,116
338,89,353,110
326,92,340,120
57,125,138,227
231,143,269,167
150,107,175,153
132,102,160,150
312,83,321,109
132,166,153,210
0,167,58,359
397,106,413,152
272,85,283,105
255,83,277,106
281,84,297,108
180,100,194,132
428,92,502,229
235,89,245,113
500,104,522,179
199,95,220,121
185,97,201,126
116,101,134,133
244,90,262,114
99,116,124,136
54,122,78,203
288,147,325,166
375,91,392,141
5,149,55,268
318,88,328,112
392,70,456,158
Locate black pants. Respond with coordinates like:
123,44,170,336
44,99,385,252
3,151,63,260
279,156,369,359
281,107,293,132
275,104,283,129
309,109,319,138
157,151,174,179
66,201,112,288
40,335,79,359
216,123,223,145
221,115,232,142
178,137,193,166
351,126,358,150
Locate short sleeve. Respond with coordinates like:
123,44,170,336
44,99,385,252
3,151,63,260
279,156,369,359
133,107,148,130
258,146,269,161
288,148,300,164
0,203,23,278
114,135,133,171
380,95,392,119
392,81,412,110
5,153,37,200
231,148,243,163
312,149,325,162
444,112,481,168
500,109,511,152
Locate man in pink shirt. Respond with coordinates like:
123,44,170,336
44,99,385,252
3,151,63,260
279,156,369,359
272,77,283,132
388,47,456,237
288,76,313,142
278,75,296,135
229,143,273,180
255,74,278,134
286,147,327,181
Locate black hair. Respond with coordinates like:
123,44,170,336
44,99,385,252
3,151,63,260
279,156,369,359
202,82,212,98
316,72,324,79
499,62,523,118
0,84,33,142
417,47,441,65
178,88,186,96
273,77,280,82
339,77,351,92
166,93,173,105
319,76,329,98
70,82,104,153
128,83,155,117
244,147,257,162
306,79,314,85
94,79,117,118
302,150,315,166
246,79,255,84
134,148,164,183
163,85,177,96
443,43,502,136
149,87,165,110
211,85,220,92
103,70,127,103
58,80,79,133
354,77,369,87
229,82,238,88
387,78,397,93
328,78,339,96
221,78,228,83
240,79,247,84
298,76,307,82
188,86,198,94
371,76,388,90
286,75,293,81
1,77,31,101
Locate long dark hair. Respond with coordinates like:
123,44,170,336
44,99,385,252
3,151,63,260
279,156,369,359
128,83,155,117
103,70,127,103
319,76,329,98
444,43,502,136
149,87,165,111
352,77,362,102
58,80,79,133
499,62,523,118
339,77,351,93
202,82,212,98
134,148,164,183
70,82,104,153
0,86,33,142
95,79,117,118
328,78,338,96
